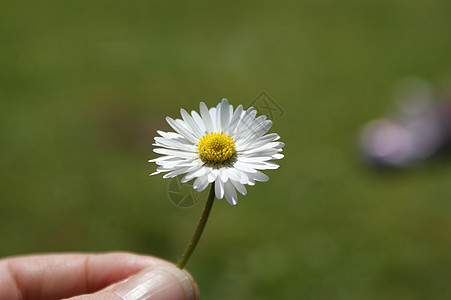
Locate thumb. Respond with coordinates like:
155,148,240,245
68,264,199,300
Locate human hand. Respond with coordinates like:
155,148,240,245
0,252,198,300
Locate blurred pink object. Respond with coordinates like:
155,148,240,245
359,78,451,167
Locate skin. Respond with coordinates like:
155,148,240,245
0,252,197,300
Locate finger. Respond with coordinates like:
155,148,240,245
68,264,198,300
0,252,171,300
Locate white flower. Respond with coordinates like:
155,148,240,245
149,99,284,205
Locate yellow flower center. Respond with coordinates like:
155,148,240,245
197,132,236,166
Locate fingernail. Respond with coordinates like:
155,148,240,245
114,264,198,300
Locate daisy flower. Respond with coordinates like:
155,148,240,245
150,98,284,269
150,98,284,205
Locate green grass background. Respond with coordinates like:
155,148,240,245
1,1,451,299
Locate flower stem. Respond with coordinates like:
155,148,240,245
177,182,216,269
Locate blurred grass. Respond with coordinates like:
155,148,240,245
1,0,451,299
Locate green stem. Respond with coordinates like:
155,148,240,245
177,182,216,269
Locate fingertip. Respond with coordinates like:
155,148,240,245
113,264,199,300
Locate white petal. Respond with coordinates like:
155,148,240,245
153,148,197,158
181,165,209,183
240,161,279,170
157,130,184,140
230,180,247,196
215,102,222,131
240,119,273,142
236,133,280,150
242,148,283,158
249,171,269,182
238,156,274,163
220,98,230,131
238,171,250,185
180,108,203,138
193,175,209,192
155,159,196,169
191,110,207,134
162,164,201,178
233,161,258,173
209,107,218,132
215,180,225,199
219,168,229,182
227,168,241,182
240,142,285,156
272,153,284,159
264,133,280,141
207,168,218,182
154,137,196,151
255,120,273,137
155,160,197,172
235,109,257,141
165,117,196,142
227,104,243,135
224,181,238,205
148,155,179,163
175,118,199,139
199,102,214,133
151,155,195,165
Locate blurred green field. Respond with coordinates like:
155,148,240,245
2,1,451,299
